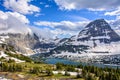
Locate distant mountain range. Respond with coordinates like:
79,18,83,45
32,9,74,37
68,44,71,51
46,19,120,54
1,19,120,64
34,19,120,64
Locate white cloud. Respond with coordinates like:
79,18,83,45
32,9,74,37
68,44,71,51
34,18,120,38
0,10,55,39
34,21,89,31
106,16,120,35
45,5,50,8
0,10,31,34
4,0,40,14
0,11,8,20
30,27,54,39
50,29,78,38
110,17,120,28
68,15,90,21
105,7,120,16
7,12,29,24
34,13,44,17
54,0,120,11
40,2,44,5
34,20,89,38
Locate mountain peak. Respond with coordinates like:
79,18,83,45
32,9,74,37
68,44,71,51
77,19,120,43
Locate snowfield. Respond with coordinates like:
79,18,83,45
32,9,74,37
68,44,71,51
51,41,120,64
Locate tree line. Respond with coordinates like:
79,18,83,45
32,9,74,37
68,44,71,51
55,63,120,80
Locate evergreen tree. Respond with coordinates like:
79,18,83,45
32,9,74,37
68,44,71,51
30,66,41,75
46,69,53,76
64,71,70,76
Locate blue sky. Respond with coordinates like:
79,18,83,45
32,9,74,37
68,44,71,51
0,0,120,38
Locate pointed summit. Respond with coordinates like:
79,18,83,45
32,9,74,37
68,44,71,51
77,19,120,43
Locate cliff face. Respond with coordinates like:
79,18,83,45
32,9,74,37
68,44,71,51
0,33,40,55
0,33,57,55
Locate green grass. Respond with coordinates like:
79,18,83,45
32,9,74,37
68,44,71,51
18,62,53,70
0,62,85,80
53,74,73,78
46,74,84,80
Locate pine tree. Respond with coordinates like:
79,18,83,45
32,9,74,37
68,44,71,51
46,69,53,76
30,66,41,75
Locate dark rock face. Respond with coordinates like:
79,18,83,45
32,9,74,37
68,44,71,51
77,19,120,43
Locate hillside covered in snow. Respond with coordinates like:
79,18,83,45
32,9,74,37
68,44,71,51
34,19,120,65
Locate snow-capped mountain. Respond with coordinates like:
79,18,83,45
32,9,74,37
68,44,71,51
0,33,58,56
45,19,120,64
0,30,57,56
1,18,120,64
57,19,120,49
77,19,120,43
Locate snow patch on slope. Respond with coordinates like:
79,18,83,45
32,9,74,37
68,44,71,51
51,41,120,61
89,41,120,55
0,51,25,63
0,51,8,58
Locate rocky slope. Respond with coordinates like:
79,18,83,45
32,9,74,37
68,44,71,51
0,32,56,56
0,33,37,55
0,40,33,63
77,19,120,43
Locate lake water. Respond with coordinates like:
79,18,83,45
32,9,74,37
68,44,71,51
45,58,120,68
